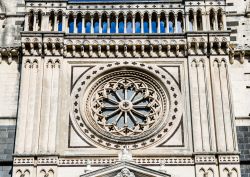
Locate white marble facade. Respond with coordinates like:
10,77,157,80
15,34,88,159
0,0,250,177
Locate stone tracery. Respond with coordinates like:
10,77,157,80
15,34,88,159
91,77,162,136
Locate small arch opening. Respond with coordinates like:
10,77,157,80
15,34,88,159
57,11,63,32
101,13,107,33
160,12,166,33
151,12,158,33
28,11,34,31
93,13,99,33
49,11,55,31
210,9,215,30
217,9,223,31
37,11,42,31
85,13,91,33
197,10,203,31
177,12,183,33
189,10,194,31
118,13,124,33
143,13,149,33
68,13,74,33
135,12,141,33
76,13,82,33
110,13,116,33
127,13,133,33
169,12,175,33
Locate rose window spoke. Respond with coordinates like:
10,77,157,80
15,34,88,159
91,77,162,136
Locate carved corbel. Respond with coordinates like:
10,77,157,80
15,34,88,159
115,45,119,57
158,44,162,57
44,43,48,55
132,45,136,57
30,43,34,55
98,44,102,57
240,50,245,64
72,45,76,57
149,44,153,57
106,45,110,57
229,47,235,64
194,42,198,55
184,44,187,56
81,45,85,57
203,42,207,54
176,44,179,57
210,42,214,54
8,52,12,64
60,43,64,55
218,42,221,54
225,42,230,54
38,43,42,55
63,45,67,57
124,45,128,57
187,42,191,54
89,45,93,57
22,43,26,55
52,43,56,55
167,44,171,57
141,45,145,57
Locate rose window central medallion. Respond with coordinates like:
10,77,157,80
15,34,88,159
92,77,161,136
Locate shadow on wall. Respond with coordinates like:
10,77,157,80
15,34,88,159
1,20,15,46
0,0,17,14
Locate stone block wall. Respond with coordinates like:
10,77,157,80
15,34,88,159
0,125,16,177
237,126,250,177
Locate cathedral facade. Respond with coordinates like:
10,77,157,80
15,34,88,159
0,0,250,177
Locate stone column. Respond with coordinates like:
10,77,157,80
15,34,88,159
193,12,197,31
116,16,118,33
99,15,102,33
14,60,31,154
91,15,93,33
223,12,227,30
74,15,77,33
141,15,144,33
166,14,169,33
186,13,189,31
202,12,207,31
132,15,135,33
210,57,236,152
174,14,178,33
24,13,29,31
54,13,57,31
157,14,160,33
24,61,38,153
149,14,152,33
62,13,66,32
206,12,210,30
182,14,185,32
39,59,53,153
124,16,127,33
47,60,60,153
82,15,85,33
33,13,37,31
189,57,217,153
107,15,110,33
214,12,218,30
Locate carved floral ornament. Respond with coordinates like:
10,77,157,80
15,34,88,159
70,62,183,149
115,168,135,177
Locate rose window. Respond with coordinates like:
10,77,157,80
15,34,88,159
91,77,163,136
